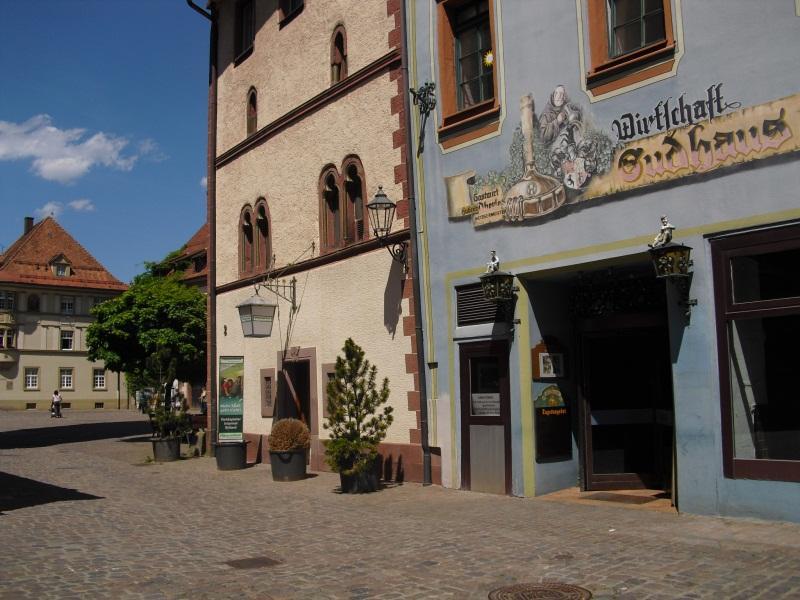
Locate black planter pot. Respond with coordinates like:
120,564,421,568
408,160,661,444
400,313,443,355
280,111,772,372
339,468,379,493
214,441,248,470
152,437,180,462
269,450,307,481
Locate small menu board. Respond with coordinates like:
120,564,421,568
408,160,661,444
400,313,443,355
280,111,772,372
471,393,500,416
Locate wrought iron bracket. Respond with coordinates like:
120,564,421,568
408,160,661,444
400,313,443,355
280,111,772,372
379,240,408,273
255,277,297,313
410,82,436,156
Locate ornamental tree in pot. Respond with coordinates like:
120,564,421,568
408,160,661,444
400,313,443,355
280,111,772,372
150,404,192,462
268,418,310,481
324,338,393,493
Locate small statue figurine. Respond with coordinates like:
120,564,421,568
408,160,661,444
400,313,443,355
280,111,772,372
649,215,675,249
486,250,500,273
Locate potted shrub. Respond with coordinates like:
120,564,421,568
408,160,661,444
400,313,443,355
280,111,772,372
268,418,310,481
149,404,192,462
324,338,393,493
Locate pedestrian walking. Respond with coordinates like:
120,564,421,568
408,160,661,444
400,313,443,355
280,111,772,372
51,389,63,418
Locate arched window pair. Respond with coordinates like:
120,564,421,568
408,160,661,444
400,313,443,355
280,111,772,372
239,198,271,276
319,157,366,253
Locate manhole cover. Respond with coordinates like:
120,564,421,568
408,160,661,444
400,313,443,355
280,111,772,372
488,582,592,599
224,556,281,569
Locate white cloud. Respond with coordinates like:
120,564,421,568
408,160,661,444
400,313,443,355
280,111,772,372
34,201,63,219
68,198,95,212
0,115,147,184
138,138,168,162
200,176,207,190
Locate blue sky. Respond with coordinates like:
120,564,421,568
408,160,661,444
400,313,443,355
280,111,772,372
0,1,210,284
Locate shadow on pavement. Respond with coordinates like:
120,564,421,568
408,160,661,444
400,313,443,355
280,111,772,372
0,471,103,514
0,421,151,449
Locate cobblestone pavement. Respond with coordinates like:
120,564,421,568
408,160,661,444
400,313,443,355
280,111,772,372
2,410,800,600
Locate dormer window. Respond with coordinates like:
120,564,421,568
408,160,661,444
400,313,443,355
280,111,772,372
56,264,67,276
51,258,71,277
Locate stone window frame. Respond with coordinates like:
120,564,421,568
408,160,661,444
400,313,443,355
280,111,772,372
60,295,75,315
239,204,255,276
246,87,258,137
330,24,348,86
24,367,39,391
253,197,272,273
318,156,368,255
234,0,255,64
59,367,74,391
92,368,107,391
60,329,74,352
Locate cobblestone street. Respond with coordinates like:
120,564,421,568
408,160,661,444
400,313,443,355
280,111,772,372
1,410,799,600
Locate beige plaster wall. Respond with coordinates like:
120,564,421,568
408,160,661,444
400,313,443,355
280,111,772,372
215,71,402,287
215,249,415,444
216,0,394,153
0,286,126,409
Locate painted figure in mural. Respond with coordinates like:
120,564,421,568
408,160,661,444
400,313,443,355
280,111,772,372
486,250,500,273
539,85,582,146
539,85,599,190
649,215,675,248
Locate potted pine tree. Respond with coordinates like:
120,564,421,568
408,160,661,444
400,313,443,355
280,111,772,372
268,418,310,481
324,338,393,493
150,403,192,462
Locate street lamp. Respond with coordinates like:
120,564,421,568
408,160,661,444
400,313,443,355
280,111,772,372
236,277,296,338
367,186,407,269
647,216,697,317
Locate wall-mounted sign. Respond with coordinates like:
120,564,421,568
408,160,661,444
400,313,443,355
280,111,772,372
533,382,572,463
471,393,501,416
218,356,244,442
445,87,800,229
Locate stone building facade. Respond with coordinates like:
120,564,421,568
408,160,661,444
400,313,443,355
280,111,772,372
206,0,434,481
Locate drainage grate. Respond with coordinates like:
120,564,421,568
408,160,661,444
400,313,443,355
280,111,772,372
488,582,592,599
224,556,281,570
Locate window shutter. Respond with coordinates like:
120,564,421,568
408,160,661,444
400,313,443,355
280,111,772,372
456,283,506,326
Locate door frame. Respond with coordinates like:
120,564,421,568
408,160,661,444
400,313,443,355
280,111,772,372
459,339,512,494
276,347,319,467
578,312,672,491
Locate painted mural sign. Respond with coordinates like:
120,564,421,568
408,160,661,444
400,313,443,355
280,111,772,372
218,356,244,442
611,84,741,141
446,87,800,229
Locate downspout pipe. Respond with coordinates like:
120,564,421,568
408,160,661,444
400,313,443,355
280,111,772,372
187,0,218,454
400,0,432,486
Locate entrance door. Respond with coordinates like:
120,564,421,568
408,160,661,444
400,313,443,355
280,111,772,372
581,322,673,490
459,340,511,494
278,361,311,430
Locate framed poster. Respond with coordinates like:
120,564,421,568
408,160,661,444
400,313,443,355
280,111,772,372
532,339,566,379
218,356,244,442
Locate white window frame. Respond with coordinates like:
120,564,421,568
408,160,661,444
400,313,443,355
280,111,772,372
60,368,74,390
93,369,106,390
60,296,75,315
60,329,74,351
24,367,39,390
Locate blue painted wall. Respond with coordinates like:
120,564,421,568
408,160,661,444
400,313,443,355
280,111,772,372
409,0,800,521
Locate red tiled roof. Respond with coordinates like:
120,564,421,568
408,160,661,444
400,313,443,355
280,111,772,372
0,217,127,291
177,222,208,283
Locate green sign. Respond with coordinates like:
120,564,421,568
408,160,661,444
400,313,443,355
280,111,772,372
218,356,244,442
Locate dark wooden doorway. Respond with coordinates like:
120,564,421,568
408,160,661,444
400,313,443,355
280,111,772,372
580,315,673,491
278,361,311,430
459,340,511,495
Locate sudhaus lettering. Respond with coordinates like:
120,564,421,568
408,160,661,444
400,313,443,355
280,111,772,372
612,84,741,142
617,107,793,183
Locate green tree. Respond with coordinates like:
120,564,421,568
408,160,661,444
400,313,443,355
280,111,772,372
323,338,393,475
86,273,206,393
